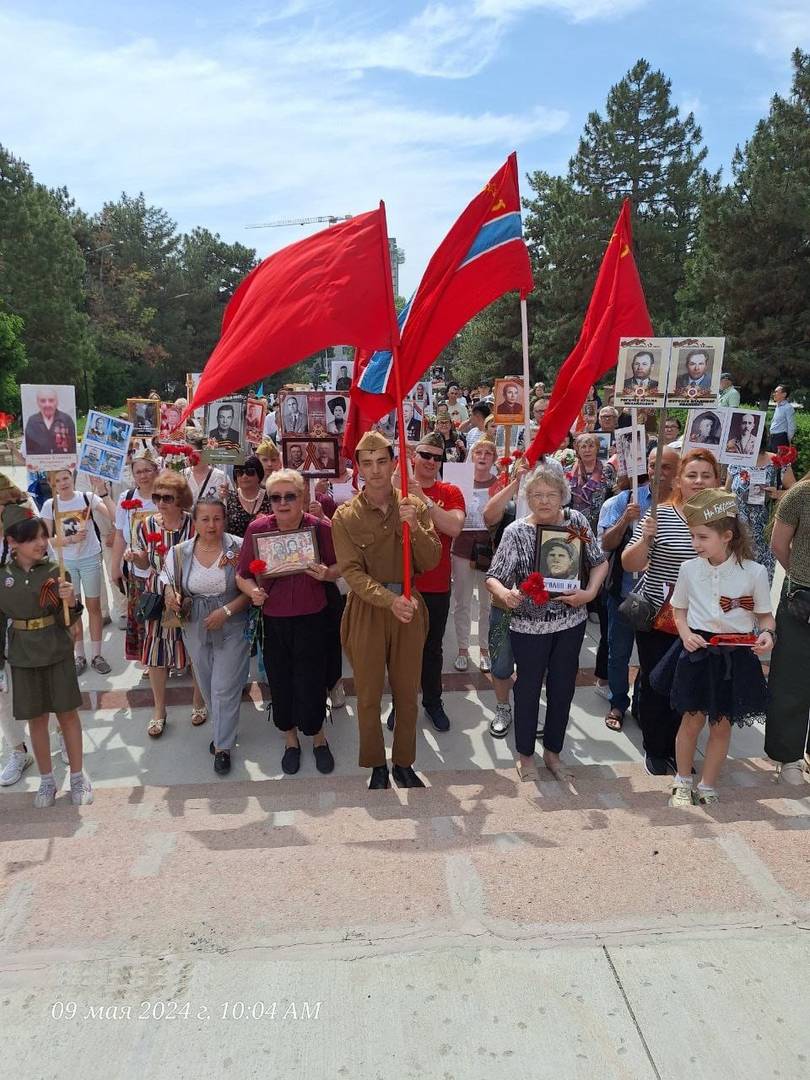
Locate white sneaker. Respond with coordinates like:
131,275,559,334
70,775,94,806
454,654,469,672
58,731,69,766
775,760,808,786
329,682,346,709
489,702,512,738
593,681,611,701
479,654,491,673
33,783,57,809
0,749,34,786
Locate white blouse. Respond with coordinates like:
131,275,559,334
186,555,228,597
670,555,772,633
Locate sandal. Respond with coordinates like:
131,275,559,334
544,757,573,782
605,708,624,732
515,758,538,782
147,714,167,738
191,705,208,726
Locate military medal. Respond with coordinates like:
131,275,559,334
4,576,13,588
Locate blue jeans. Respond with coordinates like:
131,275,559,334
606,593,636,715
488,607,515,680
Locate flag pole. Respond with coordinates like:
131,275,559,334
377,201,411,600
520,298,531,427
630,406,639,505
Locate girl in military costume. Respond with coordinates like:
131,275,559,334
0,502,93,807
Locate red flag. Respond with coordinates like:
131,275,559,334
351,153,533,423
184,207,399,421
525,199,652,465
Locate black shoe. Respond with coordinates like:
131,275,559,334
209,740,215,755
368,765,390,789
392,764,426,788
644,753,670,776
281,745,301,774
425,703,450,732
214,750,231,775
313,742,335,774
386,706,395,731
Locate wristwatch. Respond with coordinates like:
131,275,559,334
223,605,233,618
423,497,435,509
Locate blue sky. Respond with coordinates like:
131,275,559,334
2,1,808,293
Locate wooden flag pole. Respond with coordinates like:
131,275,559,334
49,479,72,626
391,348,413,601
520,298,532,423
630,407,639,505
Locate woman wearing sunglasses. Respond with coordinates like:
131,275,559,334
225,455,272,538
129,470,198,737
236,469,340,776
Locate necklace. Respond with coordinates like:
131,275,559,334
238,490,263,516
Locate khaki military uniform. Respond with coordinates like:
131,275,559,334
0,557,83,722
332,489,441,768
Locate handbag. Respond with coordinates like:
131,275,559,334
470,540,494,572
651,584,678,635
785,577,810,624
135,591,164,623
618,579,655,632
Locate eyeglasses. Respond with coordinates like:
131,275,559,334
527,490,561,502
415,450,443,463
269,492,298,504
235,467,258,476
153,493,176,504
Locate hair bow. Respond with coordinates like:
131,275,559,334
719,595,754,612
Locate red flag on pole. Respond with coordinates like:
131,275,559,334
183,208,399,421
525,199,652,465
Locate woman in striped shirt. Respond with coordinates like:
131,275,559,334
622,449,721,775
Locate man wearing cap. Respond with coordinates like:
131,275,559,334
332,431,441,789
718,373,740,408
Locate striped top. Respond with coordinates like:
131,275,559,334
630,504,695,611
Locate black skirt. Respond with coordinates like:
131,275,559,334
650,632,767,726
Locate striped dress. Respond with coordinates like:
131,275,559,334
630,504,695,612
137,512,195,668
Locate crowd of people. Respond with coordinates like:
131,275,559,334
0,376,808,809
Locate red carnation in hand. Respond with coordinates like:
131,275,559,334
249,559,267,576
512,449,524,459
144,530,163,543
498,456,513,468
519,572,550,607
154,541,168,557
120,498,143,510
771,445,798,468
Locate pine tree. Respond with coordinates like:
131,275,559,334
680,49,810,398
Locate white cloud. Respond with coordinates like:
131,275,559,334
473,0,647,22
748,3,810,59
0,10,568,292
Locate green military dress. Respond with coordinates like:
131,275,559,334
0,556,83,721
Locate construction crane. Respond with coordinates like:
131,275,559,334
245,215,352,230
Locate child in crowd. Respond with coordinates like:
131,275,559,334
653,489,775,807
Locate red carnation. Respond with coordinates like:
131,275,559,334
512,449,524,459
249,559,267,576
189,452,200,465
519,572,550,607
739,470,750,484
154,541,168,557
498,456,512,468
771,445,797,468
120,498,143,510
144,530,163,543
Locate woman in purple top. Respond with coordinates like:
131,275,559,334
236,469,340,776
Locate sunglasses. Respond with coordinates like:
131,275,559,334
415,450,443,463
269,492,298,505
234,466,258,476
153,493,176,504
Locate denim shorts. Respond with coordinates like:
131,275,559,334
488,606,515,679
65,554,103,599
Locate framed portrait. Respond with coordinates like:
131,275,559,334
684,408,727,454
186,373,205,426
533,525,584,595
493,378,526,425
326,394,348,438
202,397,246,465
246,397,267,446
666,337,725,407
78,408,133,483
159,401,185,440
594,433,612,461
407,380,433,414
331,360,354,392
98,448,125,482
252,527,320,578
613,340,668,409
53,506,86,543
395,399,424,442
128,398,160,438
106,418,132,451
279,391,310,435
614,424,647,479
281,435,340,478
720,408,765,467
20,383,78,470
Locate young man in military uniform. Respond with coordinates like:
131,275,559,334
332,431,441,789
0,502,91,807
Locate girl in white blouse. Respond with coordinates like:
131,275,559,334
652,489,775,808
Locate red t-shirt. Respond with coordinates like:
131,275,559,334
413,481,466,594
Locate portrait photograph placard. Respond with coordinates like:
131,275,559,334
666,337,725,408
203,397,246,465
53,505,86,543
331,360,354,392
326,394,348,438
683,408,727,454
186,373,205,425
253,527,320,578
21,384,78,470
128,398,160,438
279,391,310,435
614,340,669,409
533,525,583,595
407,380,433,414
595,433,612,461
614,424,648,479
78,409,133,483
720,408,765,466
159,401,185,440
395,399,424,442
246,397,267,446
281,435,340,478
493,378,526,425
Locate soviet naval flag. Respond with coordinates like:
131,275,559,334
350,153,534,425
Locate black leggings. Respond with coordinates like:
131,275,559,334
263,610,328,736
510,622,587,756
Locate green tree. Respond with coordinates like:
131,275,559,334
680,49,810,397
454,293,525,388
0,146,94,396
0,302,27,415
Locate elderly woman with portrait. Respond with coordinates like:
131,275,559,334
236,468,340,775
161,497,250,775
486,463,608,782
